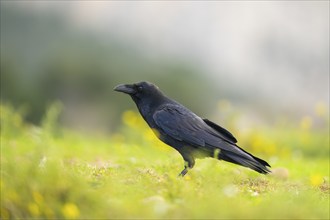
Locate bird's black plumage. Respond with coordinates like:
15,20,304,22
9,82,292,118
114,81,271,176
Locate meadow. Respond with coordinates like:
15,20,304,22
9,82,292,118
1,103,329,219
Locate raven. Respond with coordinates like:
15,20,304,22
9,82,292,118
114,81,271,176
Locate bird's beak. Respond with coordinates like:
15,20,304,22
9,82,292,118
114,84,136,95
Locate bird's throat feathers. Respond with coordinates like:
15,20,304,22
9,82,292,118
132,93,170,122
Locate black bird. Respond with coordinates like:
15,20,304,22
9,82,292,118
114,81,271,176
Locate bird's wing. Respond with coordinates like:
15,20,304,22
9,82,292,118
153,106,206,146
203,119,237,143
153,105,238,151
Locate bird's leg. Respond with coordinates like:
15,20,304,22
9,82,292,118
177,152,195,177
178,165,189,177
178,160,192,177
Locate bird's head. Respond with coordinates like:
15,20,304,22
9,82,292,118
114,81,165,103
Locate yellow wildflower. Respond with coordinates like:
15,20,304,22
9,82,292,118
310,174,323,187
144,129,156,141
62,203,80,219
184,175,191,180
28,203,40,217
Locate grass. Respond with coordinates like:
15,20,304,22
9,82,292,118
1,103,329,219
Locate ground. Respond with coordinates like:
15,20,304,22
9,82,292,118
1,104,329,219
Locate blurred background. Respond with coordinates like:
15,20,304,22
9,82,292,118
1,2,329,218
1,1,329,133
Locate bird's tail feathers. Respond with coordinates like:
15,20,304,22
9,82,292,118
219,150,271,174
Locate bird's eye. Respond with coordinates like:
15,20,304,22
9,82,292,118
137,86,143,92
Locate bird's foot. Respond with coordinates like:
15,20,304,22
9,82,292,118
178,168,189,177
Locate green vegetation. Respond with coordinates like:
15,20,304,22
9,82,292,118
1,103,329,219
